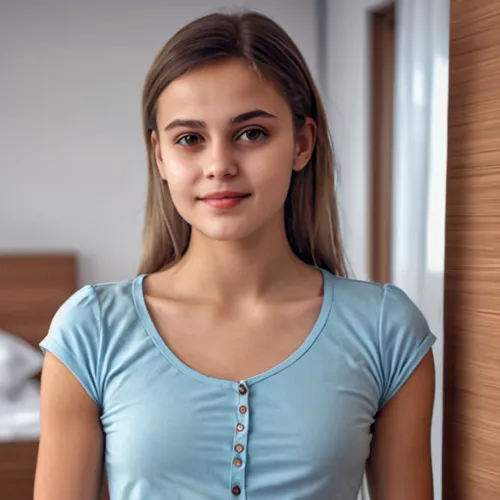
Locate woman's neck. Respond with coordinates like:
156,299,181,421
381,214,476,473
166,216,315,303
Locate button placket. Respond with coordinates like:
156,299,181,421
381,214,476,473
230,381,250,498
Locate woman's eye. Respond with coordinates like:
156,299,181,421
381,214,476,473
177,135,201,147
238,128,267,141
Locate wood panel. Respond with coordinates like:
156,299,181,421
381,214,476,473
444,1,500,498
0,254,77,500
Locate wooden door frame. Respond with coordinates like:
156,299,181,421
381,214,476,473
369,2,395,284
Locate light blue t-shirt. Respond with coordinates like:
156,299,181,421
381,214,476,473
40,268,436,500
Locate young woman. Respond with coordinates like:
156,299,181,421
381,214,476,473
35,10,436,500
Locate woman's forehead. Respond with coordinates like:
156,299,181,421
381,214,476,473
156,59,290,126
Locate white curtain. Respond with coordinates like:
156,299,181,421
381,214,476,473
389,0,450,499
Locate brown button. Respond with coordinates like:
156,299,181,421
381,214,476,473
239,405,247,414
234,444,244,453
233,458,243,467
239,384,248,395
236,424,245,432
232,485,241,495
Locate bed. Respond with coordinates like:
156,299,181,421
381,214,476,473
0,253,77,499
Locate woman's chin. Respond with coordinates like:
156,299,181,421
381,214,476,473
191,222,260,243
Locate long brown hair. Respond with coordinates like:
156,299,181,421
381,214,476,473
138,10,347,277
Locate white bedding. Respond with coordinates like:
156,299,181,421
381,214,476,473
0,329,43,441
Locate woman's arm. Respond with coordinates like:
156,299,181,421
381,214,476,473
366,351,435,500
34,352,104,500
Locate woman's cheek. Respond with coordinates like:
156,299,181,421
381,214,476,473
163,161,198,211
164,156,198,188
256,156,293,194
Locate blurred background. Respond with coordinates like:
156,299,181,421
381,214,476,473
1,0,500,499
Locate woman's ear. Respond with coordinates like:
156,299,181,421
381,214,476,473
151,130,166,180
293,117,317,172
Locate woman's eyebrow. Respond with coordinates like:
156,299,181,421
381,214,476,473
164,119,204,131
164,109,277,131
232,109,277,123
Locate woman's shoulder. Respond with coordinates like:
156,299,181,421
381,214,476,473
324,272,385,318
324,271,424,321
322,271,435,409
39,275,144,405
41,275,143,359
53,275,142,321
328,272,385,295
323,271,433,351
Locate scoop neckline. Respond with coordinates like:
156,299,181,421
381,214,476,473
132,267,334,390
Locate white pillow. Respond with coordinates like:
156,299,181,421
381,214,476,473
0,329,43,400
0,379,41,441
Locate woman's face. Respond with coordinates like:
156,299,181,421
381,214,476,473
152,58,316,242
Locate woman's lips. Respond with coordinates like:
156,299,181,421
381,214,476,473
200,191,250,209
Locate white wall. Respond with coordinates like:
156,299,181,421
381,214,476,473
0,0,318,286
326,0,392,281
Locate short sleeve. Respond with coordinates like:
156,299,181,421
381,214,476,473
378,284,436,410
40,285,102,406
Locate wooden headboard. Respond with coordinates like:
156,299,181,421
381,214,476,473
0,253,77,500
0,254,77,348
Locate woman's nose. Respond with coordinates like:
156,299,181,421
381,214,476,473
203,140,238,179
